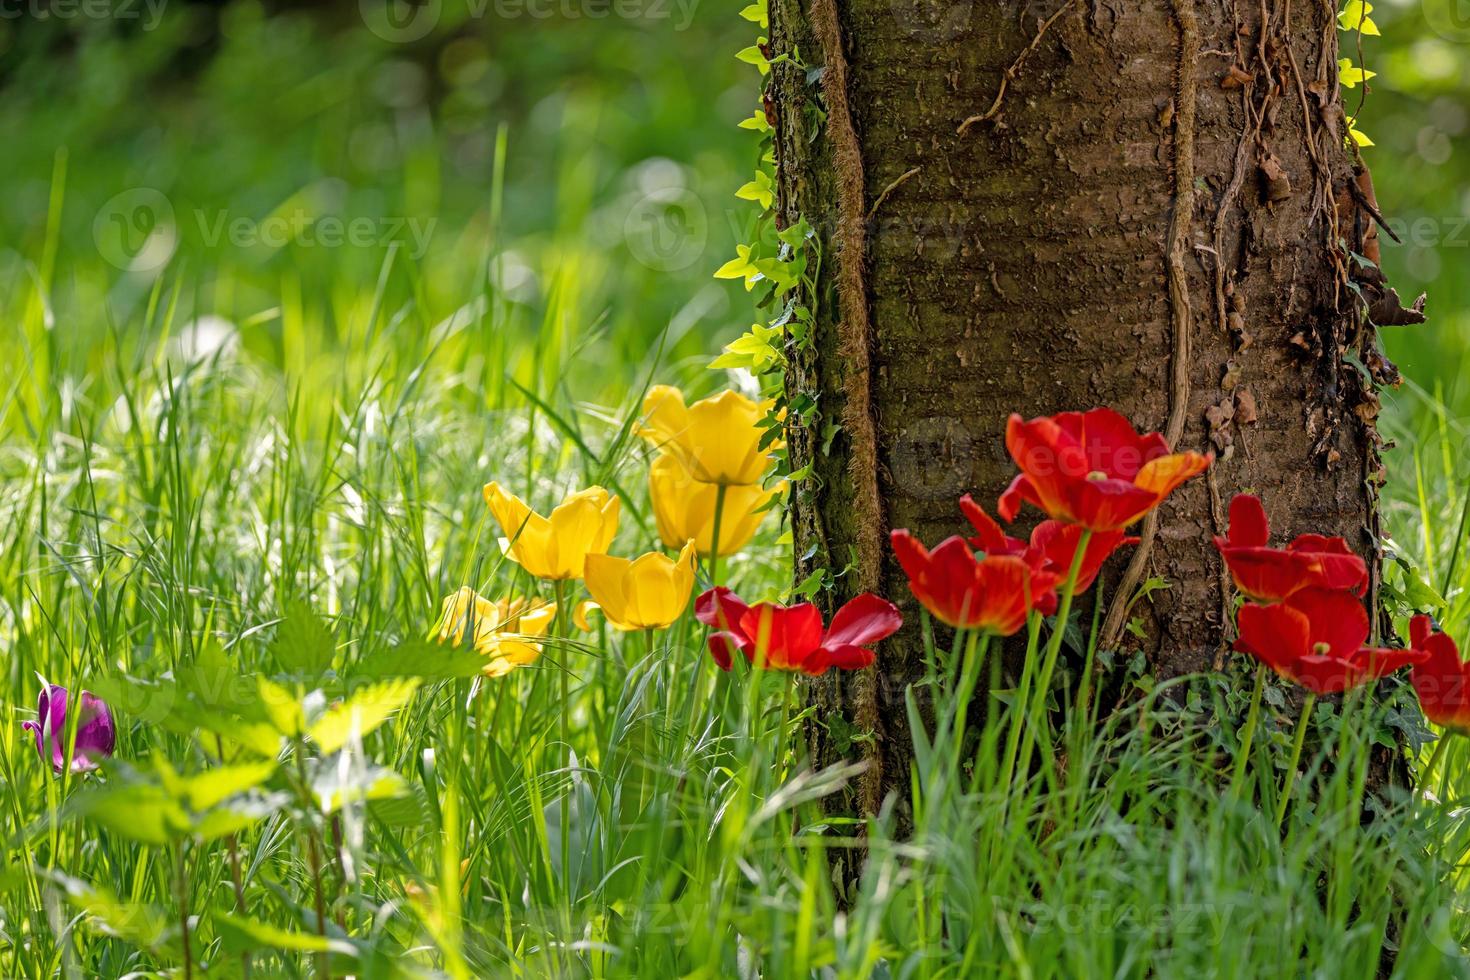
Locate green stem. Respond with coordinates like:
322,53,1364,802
951,632,987,767
1230,666,1266,801
1274,692,1317,831
708,483,729,588
1422,732,1455,793
998,613,1043,794
1016,530,1091,780
553,579,572,904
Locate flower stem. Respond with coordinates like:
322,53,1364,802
553,578,571,903
1017,530,1091,779
952,632,987,765
293,743,332,979
1274,692,1317,831
998,613,1042,794
708,483,729,588
1229,665,1266,801
176,841,193,980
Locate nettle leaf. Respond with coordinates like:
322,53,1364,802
259,676,307,738
178,761,278,811
69,784,189,846
312,763,409,815
307,679,421,755
272,601,336,676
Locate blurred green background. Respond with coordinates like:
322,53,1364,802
0,0,1462,409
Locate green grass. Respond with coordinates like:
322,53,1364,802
2,182,1470,976
4,5,1470,977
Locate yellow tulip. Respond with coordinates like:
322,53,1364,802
648,454,778,558
637,385,777,486
583,541,698,631
434,588,557,677
483,482,620,580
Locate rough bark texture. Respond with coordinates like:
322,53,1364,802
772,0,1400,847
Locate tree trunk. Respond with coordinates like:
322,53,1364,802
773,0,1402,838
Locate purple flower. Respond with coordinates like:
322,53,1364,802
20,685,116,773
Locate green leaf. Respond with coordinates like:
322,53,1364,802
69,784,188,845
271,601,336,676
738,0,767,28
180,761,278,811
307,678,421,755
217,913,356,956
312,764,409,814
735,170,776,210
259,676,306,738
354,639,488,680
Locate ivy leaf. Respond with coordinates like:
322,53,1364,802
736,39,771,75
1337,58,1376,89
739,0,768,28
738,108,772,133
709,322,782,373
714,244,762,290
1337,0,1379,36
1346,115,1374,147
735,170,776,210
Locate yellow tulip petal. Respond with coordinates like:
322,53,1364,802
625,552,682,628
638,385,694,456
584,553,632,627
572,600,600,632
686,389,768,485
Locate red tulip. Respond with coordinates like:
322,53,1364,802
997,408,1210,532
1234,589,1425,694
1409,616,1470,734
1213,494,1367,603
961,494,1136,596
890,529,1057,635
694,587,901,674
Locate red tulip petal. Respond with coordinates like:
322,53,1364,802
740,602,825,671
695,587,751,634
819,643,878,672
1411,614,1434,651
1216,545,1321,603
707,632,741,671
825,593,903,649
1072,406,1155,479
1235,601,1311,675
1067,477,1161,533
1284,588,1369,660
1005,415,1082,520
1226,494,1270,548
960,494,1023,555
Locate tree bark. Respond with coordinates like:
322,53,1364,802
772,0,1400,840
